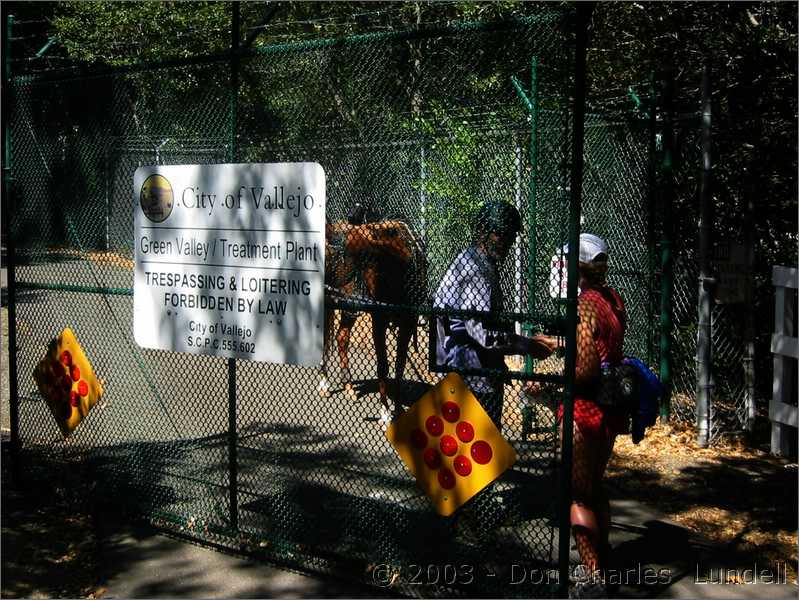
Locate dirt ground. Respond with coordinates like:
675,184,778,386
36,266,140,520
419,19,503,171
606,418,798,584
3,419,796,598
1,274,796,595
516,354,798,585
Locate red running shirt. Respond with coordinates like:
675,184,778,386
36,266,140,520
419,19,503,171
560,286,629,440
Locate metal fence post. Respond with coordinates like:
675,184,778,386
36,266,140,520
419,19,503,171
524,56,539,378
511,57,542,440
696,63,714,448
743,129,758,432
3,13,21,481
559,4,590,596
743,198,756,432
658,71,675,420
646,72,657,367
227,2,240,532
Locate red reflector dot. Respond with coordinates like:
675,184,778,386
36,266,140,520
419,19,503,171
471,440,493,465
410,429,427,449
438,468,456,490
454,455,472,477
423,447,441,470
71,366,81,382
425,415,444,437
60,351,72,366
456,421,474,443
441,401,460,423
78,380,89,397
440,434,458,457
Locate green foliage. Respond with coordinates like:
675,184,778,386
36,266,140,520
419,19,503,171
5,1,796,271
409,103,522,243
51,1,231,65
588,2,798,271
412,105,480,203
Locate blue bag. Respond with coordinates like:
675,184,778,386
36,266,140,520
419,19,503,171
621,356,663,444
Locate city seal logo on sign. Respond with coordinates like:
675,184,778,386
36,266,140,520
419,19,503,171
140,174,174,223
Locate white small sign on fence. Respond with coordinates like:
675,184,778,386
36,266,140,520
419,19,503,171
133,163,326,366
712,241,751,304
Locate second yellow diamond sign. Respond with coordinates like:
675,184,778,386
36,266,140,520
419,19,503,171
33,328,103,438
386,372,517,517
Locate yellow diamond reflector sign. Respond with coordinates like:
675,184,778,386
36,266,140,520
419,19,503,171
33,328,103,438
386,372,517,516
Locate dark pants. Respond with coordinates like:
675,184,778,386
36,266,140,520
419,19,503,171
455,383,506,541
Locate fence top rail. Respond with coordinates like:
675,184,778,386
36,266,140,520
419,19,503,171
773,265,798,289
9,11,570,86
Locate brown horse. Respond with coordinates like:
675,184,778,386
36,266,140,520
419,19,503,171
322,219,427,417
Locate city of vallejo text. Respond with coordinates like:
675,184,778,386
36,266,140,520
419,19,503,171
177,184,317,217
140,184,322,263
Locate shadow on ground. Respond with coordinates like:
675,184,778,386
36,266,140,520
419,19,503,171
0,436,398,599
1,412,559,599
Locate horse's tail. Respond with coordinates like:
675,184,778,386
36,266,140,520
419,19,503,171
396,220,428,355
387,218,429,302
321,293,334,369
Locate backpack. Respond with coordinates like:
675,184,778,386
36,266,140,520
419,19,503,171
595,356,663,444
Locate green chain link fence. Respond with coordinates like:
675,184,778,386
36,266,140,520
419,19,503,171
6,8,657,596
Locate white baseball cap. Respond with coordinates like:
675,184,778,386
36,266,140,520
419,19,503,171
562,233,609,263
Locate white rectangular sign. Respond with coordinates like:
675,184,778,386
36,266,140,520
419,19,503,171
133,163,325,365
712,241,750,304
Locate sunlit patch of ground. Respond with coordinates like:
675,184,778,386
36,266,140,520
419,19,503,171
608,419,798,584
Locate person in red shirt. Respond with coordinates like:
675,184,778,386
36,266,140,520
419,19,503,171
565,233,627,584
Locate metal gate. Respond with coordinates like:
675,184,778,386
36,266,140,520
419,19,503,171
4,8,653,597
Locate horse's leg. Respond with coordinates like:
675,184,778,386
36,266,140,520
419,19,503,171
392,315,414,417
319,305,335,397
360,265,390,414
335,277,358,386
337,312,358,401
371,312,390,414
337,324,352,381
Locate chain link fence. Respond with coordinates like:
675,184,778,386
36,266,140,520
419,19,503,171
667,115,761,445
8,13,577,598
582,115,655,363
6,9,660,596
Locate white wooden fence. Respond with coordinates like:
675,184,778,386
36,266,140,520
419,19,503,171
771,265,798,456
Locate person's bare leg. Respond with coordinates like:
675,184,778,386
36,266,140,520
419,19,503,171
595,433,616,565
569,423,601,573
